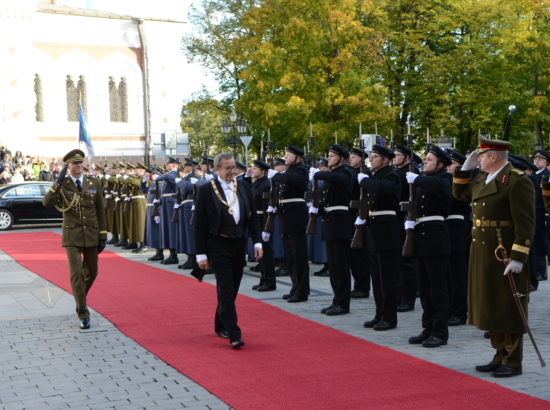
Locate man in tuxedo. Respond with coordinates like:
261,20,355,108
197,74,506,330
195,153,263,349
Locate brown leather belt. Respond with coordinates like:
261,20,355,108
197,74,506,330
474,219,512,228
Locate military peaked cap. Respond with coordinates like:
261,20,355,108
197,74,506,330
449,150,466,165
253,160,270,171
372,144,395,159
329,144,349,159
318,157,328,167
531,149,550,162
350,148,366,157
201,156,214,165
286,145,304,156
63,149,85,163
393,144,412,157
236,161,247,171
167,156,180,165
478,135,512,154
274,157,285,166
428,145,451,166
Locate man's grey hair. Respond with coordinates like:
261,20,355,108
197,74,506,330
214,152,234,168
494,150,508,162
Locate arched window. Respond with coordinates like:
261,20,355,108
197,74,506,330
66,74,87,122
108,76,128,122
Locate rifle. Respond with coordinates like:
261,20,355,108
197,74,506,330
151,170,161,218
263,132,277,233
190,158,199,226
351,124,368,249
171,186,182,223
402,114,417,257
306,176,318,235
114,176,122,212
104,173,112,210
123,178,131,213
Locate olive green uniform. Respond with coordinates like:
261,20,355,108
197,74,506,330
127,175,146,243
43,175,107,319
453,163,535,370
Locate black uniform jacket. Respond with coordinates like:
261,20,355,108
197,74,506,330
194,178,261,256
251,175,270,227
413,168,451,257
360,165,401,252
315,164,353,241
445,172,470,253
272,163,309,234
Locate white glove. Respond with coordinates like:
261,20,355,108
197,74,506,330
154,215,161,224
98,174,103,179
404,220,416,230
105,194,112,199
262,231,270,242
245,167,253,178
152,174,158,181
355,217,366,225
115,197,121,203
309,206,319,214
123,175,129,180
142,173,151,182
406,172,418,184
190,177,199,185
204,174,214,181
116,174,121,178
124,197,131,201
357,173,369,183
267,206,278,214
462,150,480,171
153,199,160,204
504,260,523,276
267,169,278,179
175,177,181,183
309,167,319,181
105,175,111,180
174,203,180,209
191,205,195,211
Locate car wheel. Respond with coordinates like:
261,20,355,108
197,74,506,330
0,209,14,230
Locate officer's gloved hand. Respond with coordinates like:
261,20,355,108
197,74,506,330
308,206,319,214
97,239,106,254
262,231,270,242
309,167,319,181
406,172,418,184
267,205,277,214
357,173,369,183
267,169,278,179
154,215,161,224
462,149,480,171
204,174,214,181
56,164,68,185
355,217,366,226
404,220,416,230
190,177,199,185
504,260,523,276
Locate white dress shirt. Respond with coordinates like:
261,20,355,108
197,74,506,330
70,174,84,188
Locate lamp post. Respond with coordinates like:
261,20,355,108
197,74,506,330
221,108,247,159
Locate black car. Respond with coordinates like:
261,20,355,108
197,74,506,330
0,182,62,230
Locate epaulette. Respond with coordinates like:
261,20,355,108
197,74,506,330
511,168,525,176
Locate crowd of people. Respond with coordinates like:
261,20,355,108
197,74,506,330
0,143,62,185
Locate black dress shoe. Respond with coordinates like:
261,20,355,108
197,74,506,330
492,365,522,378
422,336,447,348
80,317,90,330
535,275,545,281
216,330,229,339
350,290,369,299
373,321,396,331
275,267,290,276
230,339,244,349
123,242,138,250
530,284,538,291
252,284,261,290
250,263,262,272
106,235,119,245
113,239,128,247
132,245,148,253
397,304,414,312
363,318,381,328
325,305,349,316
475,361,500,373
314,265,330,276
257,285,276,292
447,316,466,326
181,257,196,270
282,294,291,300
408,333,429,344
483,331,490,339
148,254,164,262
320,305,334,314
161,255,179,265
287,296,308,303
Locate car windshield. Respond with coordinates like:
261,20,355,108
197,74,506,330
4,184,43,198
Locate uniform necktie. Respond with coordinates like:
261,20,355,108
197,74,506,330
75,179,82,192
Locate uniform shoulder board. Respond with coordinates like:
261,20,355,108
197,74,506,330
511,168,525,176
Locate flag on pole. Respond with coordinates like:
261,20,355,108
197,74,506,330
78,103,94,160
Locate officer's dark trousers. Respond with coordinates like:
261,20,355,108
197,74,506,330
397,215,417,306
209,235,246,341
449,251,468,320
260,237,276,288
371,250,399,325
327,239,351,309
65,246,98,320
283,232,309,299
491,332,523,371
350,228,371,293
416,256,449,341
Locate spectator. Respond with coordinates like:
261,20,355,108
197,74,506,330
10,166,25,183
32,157,45,180
0,165,11,185
39,163,53,181
13,151,25,166
0,153,13,172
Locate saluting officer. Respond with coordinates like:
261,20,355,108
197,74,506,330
270,145,310,302
453,136,534,377
357,145,401,330
405,145,452,348
312,145,354,315
43,149,107,329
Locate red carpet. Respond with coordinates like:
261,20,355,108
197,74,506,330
1,232,548,409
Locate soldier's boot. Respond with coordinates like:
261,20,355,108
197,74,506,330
123,242,138,250
161,249,179,265
113,239,128,247
132,243,148,253
106,234,119,245
148,249,164,261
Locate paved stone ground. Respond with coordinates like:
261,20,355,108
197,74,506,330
1,227,549,409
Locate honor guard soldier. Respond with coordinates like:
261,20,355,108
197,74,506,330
128,163,147,252
357,145,401,329
406,145,452,348
453,136,535,377
348,148,371,297
104,164,119,244
251,160,276,291
157,156,180,265
529,150,550,286
178,158,200,270
309,158,329,276
312,145,354,315
272,157,289,276
195,153,263,348
445,151,470,326
43,149,107,329
269,145,310,302
145,167,164,260
113,162,129,247
393,144,418,312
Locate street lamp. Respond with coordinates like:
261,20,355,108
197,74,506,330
221,108,247,159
